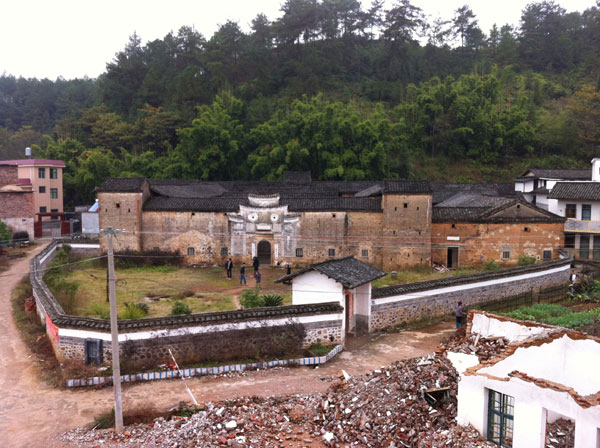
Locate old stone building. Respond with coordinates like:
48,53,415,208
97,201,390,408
97,173,432,270
431,190,565,267
97,173,565,270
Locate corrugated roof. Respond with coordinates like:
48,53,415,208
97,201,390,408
275,256,386,289
435,194,513,208
548,182,600,201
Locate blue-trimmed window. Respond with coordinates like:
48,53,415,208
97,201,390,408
487,390,514,447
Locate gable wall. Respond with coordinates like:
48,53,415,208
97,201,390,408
432,222,564,267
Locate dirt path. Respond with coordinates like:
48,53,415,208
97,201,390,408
0,247,455,448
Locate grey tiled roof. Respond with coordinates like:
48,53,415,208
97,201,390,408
355,184,382,197
432,207,489,222
518,169,590,180
435,194,513,208
144,196,382,212
282,171,311,184
432,183,519,204
384,180,431,194
96,178,146,192
548,182,600,201
275,256,387,289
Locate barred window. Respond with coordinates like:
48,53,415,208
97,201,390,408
187,247,195,256
361,249,369,257
296,248,303,257
221,247,228,256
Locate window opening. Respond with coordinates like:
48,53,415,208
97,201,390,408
487,390,514,447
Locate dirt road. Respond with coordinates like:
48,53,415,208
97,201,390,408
0,246,455,448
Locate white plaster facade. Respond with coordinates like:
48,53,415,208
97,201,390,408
458,313,600,448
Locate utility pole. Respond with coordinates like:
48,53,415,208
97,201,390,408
105,227,124,432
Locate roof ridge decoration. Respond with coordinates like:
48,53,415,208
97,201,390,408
248,193,280,208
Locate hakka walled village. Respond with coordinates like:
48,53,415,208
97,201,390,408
2,153,600,447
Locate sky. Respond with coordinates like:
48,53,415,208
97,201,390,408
1,0,596,80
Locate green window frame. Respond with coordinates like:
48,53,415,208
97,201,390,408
50,188,58,199
50,168,58,179
487,390,514,447
582,204,592,221
38,167,45,179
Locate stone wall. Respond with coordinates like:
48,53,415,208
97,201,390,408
370,257,571,331
431,221,565,267
31,241,344,363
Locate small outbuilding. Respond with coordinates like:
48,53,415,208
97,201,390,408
456,311,600,448
276,256,386,336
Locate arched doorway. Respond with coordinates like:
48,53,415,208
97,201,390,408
257,240,271,265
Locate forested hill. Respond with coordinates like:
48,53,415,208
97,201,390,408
1,0,600,206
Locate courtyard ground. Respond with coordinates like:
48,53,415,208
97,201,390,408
49,261,293,317
0,245,456,448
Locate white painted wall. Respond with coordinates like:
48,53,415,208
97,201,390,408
59,312,343,342
480,335,600,396
354,282,370,317
291,271,344,306
553,199,600,220
470,312,551,343
373,264,570,307
458,374,600,448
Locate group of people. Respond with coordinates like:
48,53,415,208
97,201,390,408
225,256,262,287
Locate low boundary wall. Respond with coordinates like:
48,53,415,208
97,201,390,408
31,241,344,363
66,344,343,387
370,257,572,331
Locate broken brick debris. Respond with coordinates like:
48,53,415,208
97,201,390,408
60,351,497,448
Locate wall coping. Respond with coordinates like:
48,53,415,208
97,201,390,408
372,255,572,299
31,241,343,333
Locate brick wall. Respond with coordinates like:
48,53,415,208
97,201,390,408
431,221,564,267
0,191,34,238
0,165,18,187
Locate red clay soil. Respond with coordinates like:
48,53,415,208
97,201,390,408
0,246,454,448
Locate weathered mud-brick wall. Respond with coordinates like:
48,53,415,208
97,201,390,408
98,184,150,251
431,222,565,267
141,211,230,264
369,257,571,331
289,211,384,267
381,194,432,270
0,164,19,186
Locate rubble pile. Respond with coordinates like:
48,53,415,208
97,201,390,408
545,418,575,448
439,329,508,362
61,353,496,448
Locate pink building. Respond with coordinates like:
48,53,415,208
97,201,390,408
0,159,65,219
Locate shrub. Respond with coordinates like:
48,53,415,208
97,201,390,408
518,254,537,266
308,342,333,356
240,289,263,309
0,220,11,246
171,300,192,315
121,302,149,319
262,294,283,307
89,302,110,319
483,260,500,271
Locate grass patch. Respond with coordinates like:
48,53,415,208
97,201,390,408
372,265,482,288
307,342,334,356
504,303,600,329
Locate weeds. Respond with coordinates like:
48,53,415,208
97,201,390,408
504,303,600,329
171,300,192,315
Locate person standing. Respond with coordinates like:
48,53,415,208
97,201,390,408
253,256,260,276
225,258,233,280
240,262,247,285
456,301,463,329
255,269,262,289
286,263,291,276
